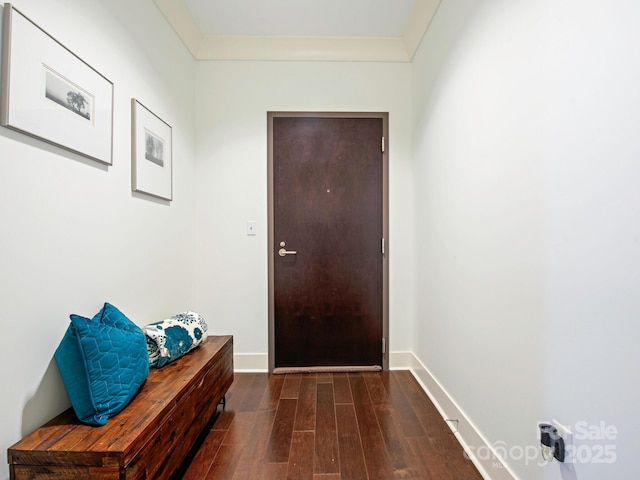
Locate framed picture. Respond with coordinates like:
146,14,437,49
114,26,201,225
0,3,113,164
131,99,172,201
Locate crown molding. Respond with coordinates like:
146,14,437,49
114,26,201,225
404,0,441,60
153,0,203,55
153,0,440,62
197,35,410,62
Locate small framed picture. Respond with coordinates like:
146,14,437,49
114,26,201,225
131,99,172,201
1,3,113,164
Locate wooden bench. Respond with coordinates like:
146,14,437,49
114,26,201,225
8,335,233,480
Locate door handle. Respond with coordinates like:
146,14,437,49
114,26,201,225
278,241,297,257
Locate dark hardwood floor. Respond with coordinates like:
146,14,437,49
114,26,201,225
180,371,483,480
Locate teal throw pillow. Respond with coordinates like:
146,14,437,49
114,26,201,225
55,303,149,426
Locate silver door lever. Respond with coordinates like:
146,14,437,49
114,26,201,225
278,248,297,257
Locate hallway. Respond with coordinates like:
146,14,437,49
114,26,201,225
181,371,483,479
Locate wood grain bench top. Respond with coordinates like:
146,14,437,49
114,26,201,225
8,335,233,474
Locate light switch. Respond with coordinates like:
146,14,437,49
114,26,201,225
247,221,257,236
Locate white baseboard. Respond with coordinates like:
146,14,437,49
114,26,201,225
408,354,518,480
235,351,413,372
233,353,268,372
389,351,415,369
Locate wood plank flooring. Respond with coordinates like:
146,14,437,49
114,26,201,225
180,371,483,480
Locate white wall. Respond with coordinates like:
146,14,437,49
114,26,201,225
7,1,639,479
0,1,196,478
412,1,640,479
194,60,414,366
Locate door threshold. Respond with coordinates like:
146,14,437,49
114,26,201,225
273,365,382,374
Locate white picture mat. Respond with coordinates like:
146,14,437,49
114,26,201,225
1,5,113,164
132,99,172,201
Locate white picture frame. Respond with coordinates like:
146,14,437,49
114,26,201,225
0,3,113,164
131,99,172,201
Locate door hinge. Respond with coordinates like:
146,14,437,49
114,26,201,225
382,136,385,153
381,237,385,255
382,338,386,355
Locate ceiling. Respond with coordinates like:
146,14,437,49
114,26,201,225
152,0,441,62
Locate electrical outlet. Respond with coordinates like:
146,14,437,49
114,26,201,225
552,420,573,467
552,420,572,447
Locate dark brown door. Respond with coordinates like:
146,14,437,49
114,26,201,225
269,114,386,368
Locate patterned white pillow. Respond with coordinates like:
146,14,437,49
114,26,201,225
143,311,208,368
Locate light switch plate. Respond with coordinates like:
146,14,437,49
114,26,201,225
247,221,257,236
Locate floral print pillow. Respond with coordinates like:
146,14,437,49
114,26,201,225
143,311,208,368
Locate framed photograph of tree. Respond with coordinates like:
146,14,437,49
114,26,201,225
131,99,172,201
0,3,113,164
